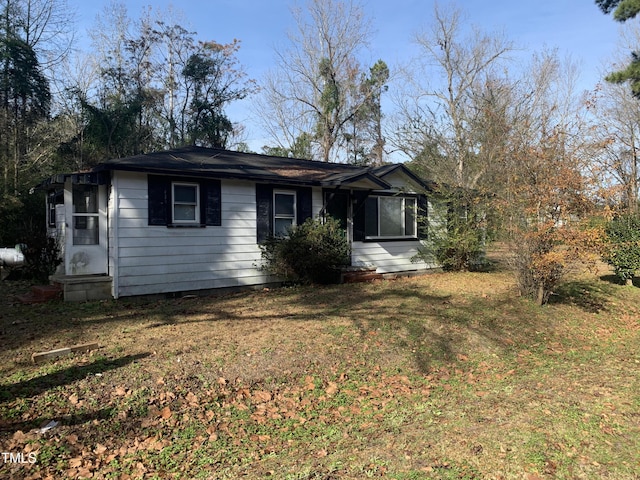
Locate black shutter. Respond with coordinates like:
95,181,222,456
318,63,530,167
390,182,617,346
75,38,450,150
352,191,369,241
148,175,170,225
296,187,313,225
364,197,378,237
256,184,273,243
202,179,222,226
417,194,428,239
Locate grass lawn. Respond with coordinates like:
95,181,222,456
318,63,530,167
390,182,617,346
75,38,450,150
0,259,639,479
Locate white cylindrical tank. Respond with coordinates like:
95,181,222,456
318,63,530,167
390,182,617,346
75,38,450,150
0,245,25,267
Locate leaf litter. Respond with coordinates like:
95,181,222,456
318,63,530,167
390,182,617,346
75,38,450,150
0,259,639,479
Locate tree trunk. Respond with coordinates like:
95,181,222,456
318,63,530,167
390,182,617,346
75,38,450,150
536,283,547,306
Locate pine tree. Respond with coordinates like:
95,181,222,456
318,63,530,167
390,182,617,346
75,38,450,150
597,0,640,96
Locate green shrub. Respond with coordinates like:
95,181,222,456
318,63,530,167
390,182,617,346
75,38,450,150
602,213,640,284
431,213,486,271
259,217,351,284
414,193,486,271
23,235,62,283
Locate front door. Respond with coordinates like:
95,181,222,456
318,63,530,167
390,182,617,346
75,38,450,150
64,181,108,275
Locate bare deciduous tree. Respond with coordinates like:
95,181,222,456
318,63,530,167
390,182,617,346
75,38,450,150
393,2,513,188
588,23,640,212
502,51,600,304
256,0,374,162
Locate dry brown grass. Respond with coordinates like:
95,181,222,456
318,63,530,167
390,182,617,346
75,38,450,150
0,260,638,479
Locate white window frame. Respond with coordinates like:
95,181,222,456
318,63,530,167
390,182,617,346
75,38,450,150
72,184,100,245
273,190,297,237
366,195,417,240
172,182,200,224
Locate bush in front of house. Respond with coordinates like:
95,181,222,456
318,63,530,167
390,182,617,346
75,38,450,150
430,210,486,271
23,234,62,283
602,212,640,285
259,217,351,284
414,191,487,271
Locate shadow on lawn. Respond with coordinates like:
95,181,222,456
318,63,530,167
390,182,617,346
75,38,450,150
0,353,150,402
598,273,640,288
549,280,615,313
0,406,117,436
547,273,637,313
1,271,616,379
285,277,549,374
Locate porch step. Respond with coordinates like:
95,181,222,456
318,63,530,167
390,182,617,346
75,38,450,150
49,274,113,302
16,284,63,304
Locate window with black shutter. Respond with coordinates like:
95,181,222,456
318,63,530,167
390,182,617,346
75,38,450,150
256,184,313,242
148,175,221,227
47,190,63,227
353,193,427,241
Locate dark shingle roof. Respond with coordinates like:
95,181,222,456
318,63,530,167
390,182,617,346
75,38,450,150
41,147,434,191
94,146,390,189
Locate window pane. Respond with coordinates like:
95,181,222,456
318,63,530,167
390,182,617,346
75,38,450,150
275,193,295,216
405,198,417,236
274,218,293,237
174,184,197,203
379,197,404,236
174,204,196,221
73,216,98,245
73,185,98,213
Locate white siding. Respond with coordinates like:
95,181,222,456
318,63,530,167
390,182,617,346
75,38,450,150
51,204,66,275
112,172,324,297
378,170,422,192
108,181,116,296
351,240,437,274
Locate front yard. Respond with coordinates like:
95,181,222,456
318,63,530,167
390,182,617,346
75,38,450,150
0,262,638,479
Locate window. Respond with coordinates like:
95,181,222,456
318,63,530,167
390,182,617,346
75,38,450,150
47,190,63,227
148,176,221,227
255,184,312,243
72,185,99,245
273,191,296,236
365,196,417,239
172,182,200,224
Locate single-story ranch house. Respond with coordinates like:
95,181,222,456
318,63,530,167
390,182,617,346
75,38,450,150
40,147,443,301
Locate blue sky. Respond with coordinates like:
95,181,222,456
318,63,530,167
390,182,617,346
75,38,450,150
68,0,623,151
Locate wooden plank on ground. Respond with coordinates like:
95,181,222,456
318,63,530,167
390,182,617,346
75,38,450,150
32,342,99,364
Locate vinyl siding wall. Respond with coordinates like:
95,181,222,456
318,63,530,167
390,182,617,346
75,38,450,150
351,241,435,273
112,172,324,297
109,171,439,297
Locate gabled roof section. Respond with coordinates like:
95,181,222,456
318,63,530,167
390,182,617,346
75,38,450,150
93,146,390,189
371,163,436,192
